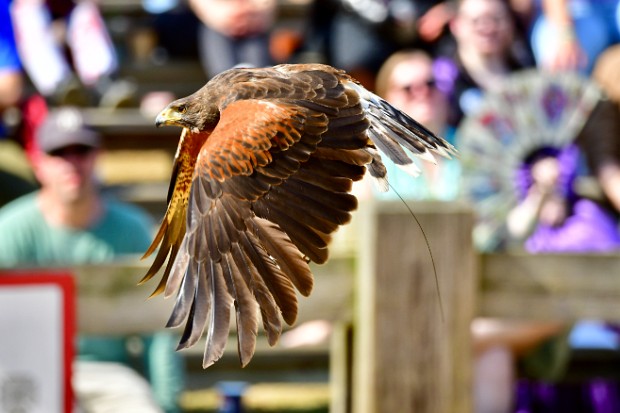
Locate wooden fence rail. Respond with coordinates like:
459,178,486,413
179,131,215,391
480,252,620,321
346,200,620,413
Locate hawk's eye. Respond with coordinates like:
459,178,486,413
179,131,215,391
178,104,187,114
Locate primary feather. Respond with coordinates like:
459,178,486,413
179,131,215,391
142,63,456,368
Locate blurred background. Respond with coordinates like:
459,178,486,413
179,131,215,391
2,0,620,412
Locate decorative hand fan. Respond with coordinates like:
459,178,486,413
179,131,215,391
456,69,603,251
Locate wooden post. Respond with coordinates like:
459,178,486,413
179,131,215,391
352,201,476,413
330,322,352,413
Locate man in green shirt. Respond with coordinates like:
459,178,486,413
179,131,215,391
0,109,152,265
0,108,182,413
0,190,153,265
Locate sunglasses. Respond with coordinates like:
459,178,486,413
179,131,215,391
396,79,437,94
48,145,96,158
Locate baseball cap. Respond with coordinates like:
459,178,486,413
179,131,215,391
36,107,101,154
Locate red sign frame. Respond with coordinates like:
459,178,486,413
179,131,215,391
0,271,75,413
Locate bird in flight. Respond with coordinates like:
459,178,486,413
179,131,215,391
140,63,456,368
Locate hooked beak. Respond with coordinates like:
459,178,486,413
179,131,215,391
155,105,183,128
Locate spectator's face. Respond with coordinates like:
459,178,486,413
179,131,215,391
34,145,98,203
385,56,448,130
452,0,514,56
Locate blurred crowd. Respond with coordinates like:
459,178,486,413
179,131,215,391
2,0,620,180
2,0,620,131
2,0,620,412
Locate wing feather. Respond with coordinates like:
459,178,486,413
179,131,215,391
176,261,210,349
221,252,259,367
203,259,234,368
231,242,282,346
248,217,313,296
238,231,298,325
166,258,198,328
164,237,191,298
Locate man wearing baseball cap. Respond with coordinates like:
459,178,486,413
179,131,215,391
0,107,149,263
0,108,183,412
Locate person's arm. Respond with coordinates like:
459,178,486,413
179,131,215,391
0,70,23,110
598,160,620,211
507,186,548,240
472,318,566,356
188,0,276,38
417,2,455,43
507,157,565,239
540,0,587,71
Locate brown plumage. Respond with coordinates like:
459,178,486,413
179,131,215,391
140,63,456,368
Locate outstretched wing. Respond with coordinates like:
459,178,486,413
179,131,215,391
161,96,370,368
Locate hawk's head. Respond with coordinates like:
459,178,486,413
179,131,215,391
156,94,219,132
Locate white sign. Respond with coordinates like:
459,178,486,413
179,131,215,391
0,273,75,413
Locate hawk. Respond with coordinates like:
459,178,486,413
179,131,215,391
140,64,456,368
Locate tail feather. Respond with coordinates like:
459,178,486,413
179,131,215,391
366,125,417,167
